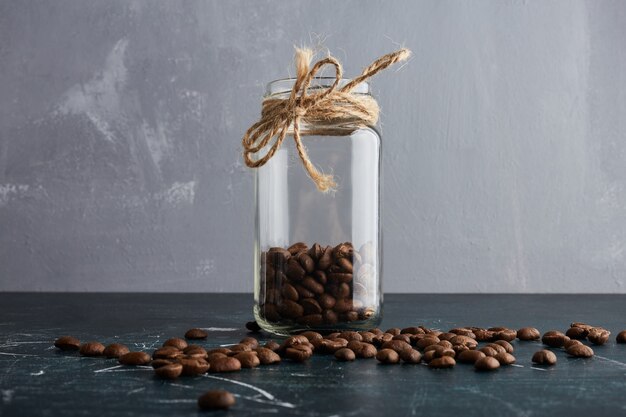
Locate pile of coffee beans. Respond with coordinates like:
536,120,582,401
54,321,626,411
259,242,378,327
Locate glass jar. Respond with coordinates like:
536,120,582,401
253,78,382,335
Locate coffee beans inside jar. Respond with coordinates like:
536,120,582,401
256,241,379,332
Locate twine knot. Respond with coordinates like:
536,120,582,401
242,47,411,192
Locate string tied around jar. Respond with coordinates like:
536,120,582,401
242,47,411,192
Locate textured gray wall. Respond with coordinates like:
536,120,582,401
1,1,625,293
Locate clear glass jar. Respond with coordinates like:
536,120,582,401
253,78,382,336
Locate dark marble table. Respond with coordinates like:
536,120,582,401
0,293,625,416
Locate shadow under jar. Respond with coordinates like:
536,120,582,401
254,78,382,336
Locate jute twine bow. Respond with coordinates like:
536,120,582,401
242,47,411,192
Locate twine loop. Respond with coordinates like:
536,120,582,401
242,47,411,192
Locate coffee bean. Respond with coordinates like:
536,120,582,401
376,348,400,364
317,246,333,270
229,344,253,354
264,341,280,351
565,327,588,340
438,333,456,342
301,298,322,315
179,358,210,375
571,322,593,331
457,350,486,364
286,259,306,281
277,300,304,318
335,348,356,361
382,340,412,353
317,339,348,354
308,243,323,260
281,283,299,301
206,352,228,364
338,331,362,342
79,342,105,357
486,343,506,355
493,340,514,354
542,331,569,348
317,293,336,310
494,352,516,365
518,327,541,342
617,330,626,343
392,334,411,344
54,336,80,351
399,349,422,364
532,349,557,366
475,356,500,371
103,343,130,359
493,328,517,342
449,328,475,338
163,338,188,350
209,357,241,373
153,347,182,360
297,314,324,326
450,335,478,349
239,337,259,349
474,329,495,342
245,320,262,333
255,348,281,365
207,348,231,355
234,352,260,368
479,346,498,357
154,363,183,379
198,390,236,411
416,337,440,350
566,344,594,358
119,351,151,366
564,339,583,350
359,332,376,343
322,309,338,325
358,343,378,359
151,359,173,369
587,328,610,345
300,331,323,342
401,327,424,335
429,356,456,369
184,328,208,340
284,346,312,362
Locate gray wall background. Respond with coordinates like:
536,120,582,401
1,0,625,293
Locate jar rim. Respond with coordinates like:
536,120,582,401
265,77,369,97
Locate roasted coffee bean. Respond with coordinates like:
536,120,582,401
358,343,378,359
329,272,353,283
565,327,588,340
359,332,376,343
163,338,188,350
264,341,280,351
617,330,626,343
571,322,593,331
376,349,400,364
246,320,262,333
279,335,310,351
154,363,183,379
239,337,259,349
493,329,517,342
322,309,339,324
452,344,470,355
288,242,308,255
209,357,241,373
401,327,424,335
457,349,486,364
198,390,236,411
493,340,514,354
255,348,281,365
301,298,322,315
298,253,316,274
317,246,333,270
486,344,506,355
284,346,312,362
207,353,228,364
335,348,356,361
281,283,299,301
54,336,80,351
437,340,453,349
564,339,583,350
474,329,495,342
79,342,105,357
542,331,569,348
318,338,348,354
450,335,478,349
566,344,594,358
385,328,401,336
179,358,210,375
184,328,208,340
316,293,336,310
587,328,610,345
340,311,359,322
369,328,384,335
300,331,323,342
151,359,173,369
234,352,261,368
277,300,304,318
229,344,253,354
416,337,440,350
262,304,281,322
479,346,498,357
382,340,412,353
286,259,306,281
494,352,516,365
297,314,324,326
338,331,362,342
119,351,151,366
475,356,500,371
103,343,130,359
207,348,231,355
449,328,476,338
532,349,557,366
429,356,456,369
399,349,422,364
308,243,323,260
422,350,437,363
337,257,353,273
437,333,456,342
153,347,182,360
392,334,411,344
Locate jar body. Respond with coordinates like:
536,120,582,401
254,127,382,335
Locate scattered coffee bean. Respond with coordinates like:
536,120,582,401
79,342,105,357
493,340,514,354
564,339,583,349
103,343,130,359
153,347,182,360
587,328,610,345
479,346,498,357
246,321,262,333
565,327,588,340
54,336,80,351
486,343,506,355
617,330,626,344
185,328,208,340
566,344,594,358
255,348,281,365
376,349,400,364
494,352,516,365
429,356,456,369
163,338,188,350
179,358,210,375
209,357,241,373
357,343,378,359
399,349,422,364
475,356,500,371
151,359,173,369
234,352,261,368
198,390,236,411
532,349,557,366
457,350,486,364
154,363,183,379
542,331,569,348
492,328,517,342
517,327,540,341
119,351,151,366
335,348,356,361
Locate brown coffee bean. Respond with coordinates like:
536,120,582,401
154,363,183,379
486,343,506,355
587,328,610,345
209,357,241,373
335,348,356,361
119,351,151,366
340,311,359,322
399,349,422,364
416,337,440,350
449,328,476,338
179,358,210,375
79,342,105,357
437,333,456,342
382,340,412,353
565,327,588,340
532,349,557,366
479,346,498,357
103,343,130,359
246,320,262,333
54,336,80,351
198,390,236,410
475,356,500,371
284,346,312,362
286,259,306,281
359,332,376,343
317,246,333,270
281,283,299,301
316,293,335,310
299,331,322,342
329,272,353,283
239,337,259,349
322,309,338,324
207,353,228,364
338,331,362,342
184,328,208,340
385,328,401,336
276,300,304,318
262,304,280,322
571,322,593,330
153,347,182,360
376,348,400,364
301,298,322,315
318,339,348,354
207,348,231,355
255,348,281,365
401,327,424,335
429,356,456,369
234,352,261,368
450,335,478,349
308,243,323,260
297,314,324,327
494,340,514,353
264,341,280,351
493,329,517,342
392,334,411,344
229,344,253,354
494,352,516,365
542,331,569,348
358,343,378,359
564,339,583,349
457,349,486,364
452,344,470,355
337,257,353,273
566,344,594,358
617,330,626,343
151,359,173,369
